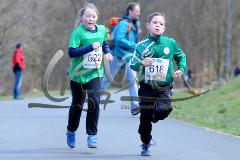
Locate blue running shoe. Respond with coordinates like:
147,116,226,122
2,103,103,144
140,139,156,156
87,135,97,148
141,144,151,156
66,130,75,148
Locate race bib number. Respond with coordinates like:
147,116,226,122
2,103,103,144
83,47,102,69
145,58,169,81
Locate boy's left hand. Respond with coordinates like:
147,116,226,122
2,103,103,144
173,70,183,78
104,53,113,61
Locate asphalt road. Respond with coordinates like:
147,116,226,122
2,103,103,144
0,90,240,160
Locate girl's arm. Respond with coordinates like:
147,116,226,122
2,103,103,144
68,45,94,58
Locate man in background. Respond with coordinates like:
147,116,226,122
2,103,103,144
12,43,25,99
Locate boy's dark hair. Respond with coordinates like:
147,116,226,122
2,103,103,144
148,12,166,23
16,43,21,48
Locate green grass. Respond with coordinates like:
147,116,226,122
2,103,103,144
171,77,240,136
0,90,70,101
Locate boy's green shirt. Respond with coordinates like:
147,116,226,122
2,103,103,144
67,24,107,84
130,34,187,86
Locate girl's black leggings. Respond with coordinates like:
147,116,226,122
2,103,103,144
67,78,101,135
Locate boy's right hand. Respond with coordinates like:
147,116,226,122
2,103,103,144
142,58,156,67
92,42,101,49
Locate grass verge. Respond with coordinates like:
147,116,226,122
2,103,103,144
171,77,240,136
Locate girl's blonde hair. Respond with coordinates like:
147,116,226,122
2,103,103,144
74,3,99,27
148,12,166,23
79,3,99,18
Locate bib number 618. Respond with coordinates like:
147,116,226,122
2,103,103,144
149,64,164,73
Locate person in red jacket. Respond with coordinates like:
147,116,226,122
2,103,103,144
12,43,25,99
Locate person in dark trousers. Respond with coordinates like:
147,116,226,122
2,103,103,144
234,66,240,77
66,3,112,149
12,43,25,99
130,12,187,156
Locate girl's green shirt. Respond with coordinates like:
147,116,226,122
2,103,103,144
67,24,107,84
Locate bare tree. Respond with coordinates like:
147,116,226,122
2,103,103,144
1,0,240,95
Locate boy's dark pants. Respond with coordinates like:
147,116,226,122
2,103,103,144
67,78,101,135
138,82,173,144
